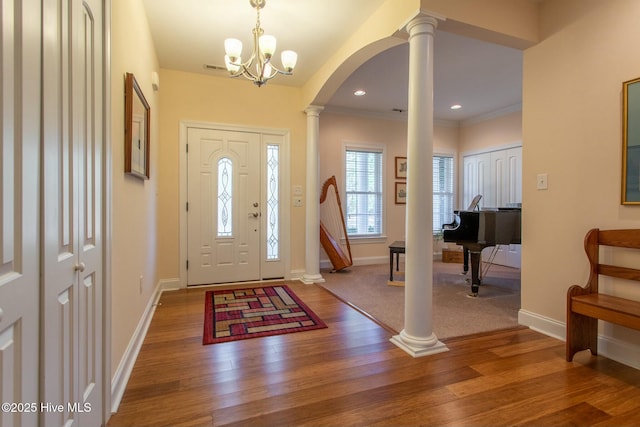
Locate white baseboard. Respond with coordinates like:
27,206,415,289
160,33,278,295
289,269,305,281
518,309,566,341
110,279,176,413
598,334,640,370
319,256,391,270
158,277,181,291
518,308,640,370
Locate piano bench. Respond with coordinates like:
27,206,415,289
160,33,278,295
566,228,640,362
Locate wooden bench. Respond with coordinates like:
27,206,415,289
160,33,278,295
566,228,640,361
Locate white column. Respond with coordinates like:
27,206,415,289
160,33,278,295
391,14,448,357
301,105,325,284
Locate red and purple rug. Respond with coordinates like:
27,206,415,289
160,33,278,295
203,285,327,345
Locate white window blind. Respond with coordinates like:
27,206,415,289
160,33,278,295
345,148,383,236
433,155,454,232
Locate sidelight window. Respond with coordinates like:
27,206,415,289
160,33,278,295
217,157,233,237
266,145,279,260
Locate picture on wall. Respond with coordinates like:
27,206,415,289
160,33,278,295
395,157,407,179
124,72,150,180
622,77,640,204
395,182,406,204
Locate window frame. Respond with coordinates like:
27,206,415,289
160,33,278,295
342,142,386,241
432,152,456,234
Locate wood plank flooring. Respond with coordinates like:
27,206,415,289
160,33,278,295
107,281,640,427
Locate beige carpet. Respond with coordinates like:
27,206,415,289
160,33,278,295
319,260,521,339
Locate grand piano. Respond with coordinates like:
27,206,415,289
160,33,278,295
442,205,521,296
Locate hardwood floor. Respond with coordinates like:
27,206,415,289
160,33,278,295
107,281,640,427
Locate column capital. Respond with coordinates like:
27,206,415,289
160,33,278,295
304,105,324,116
405,13,442,38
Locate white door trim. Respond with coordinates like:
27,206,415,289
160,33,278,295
179,120,291,288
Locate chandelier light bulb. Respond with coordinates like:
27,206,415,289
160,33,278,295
259,35,276,59
225,55,241,73
224,38,243,62
263,62,273,78
281,50,297,72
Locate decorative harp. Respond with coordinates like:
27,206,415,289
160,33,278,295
320,176,353,272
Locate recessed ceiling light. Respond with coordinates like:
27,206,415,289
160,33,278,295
354,90,366,96
450,104,462,110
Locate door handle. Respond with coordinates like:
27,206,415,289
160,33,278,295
248,212,260,218
75,262,86,272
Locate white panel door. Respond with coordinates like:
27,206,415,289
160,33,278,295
187,128,261,285
462,156,478,210
0,1,40,426
42,0,104,425
463,153,491,209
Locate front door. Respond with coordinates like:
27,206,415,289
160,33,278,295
187,127,262,285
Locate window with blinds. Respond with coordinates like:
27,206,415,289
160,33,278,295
433,155,454,232
345,147,384,236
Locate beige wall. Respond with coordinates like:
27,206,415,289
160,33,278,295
110,0,161,377
318,112,459,261
459,110,522,154
157,70,308,279
522,0,640,348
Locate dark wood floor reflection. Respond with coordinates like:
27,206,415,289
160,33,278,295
107,281,640,427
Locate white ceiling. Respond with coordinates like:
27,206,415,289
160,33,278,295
142,0,523,124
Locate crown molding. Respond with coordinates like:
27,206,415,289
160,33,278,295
460,103,522,127
323,105,459,128
322,103,522,128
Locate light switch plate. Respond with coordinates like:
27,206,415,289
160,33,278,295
537,173,548,190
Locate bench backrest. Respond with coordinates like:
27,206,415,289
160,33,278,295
584,228,640,293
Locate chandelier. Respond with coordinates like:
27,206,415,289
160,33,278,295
224,0,298,87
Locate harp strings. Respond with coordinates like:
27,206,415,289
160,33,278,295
320,184,346,252
320,176,353,270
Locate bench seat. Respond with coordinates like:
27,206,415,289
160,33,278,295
566,228,640,362
571,293,640,331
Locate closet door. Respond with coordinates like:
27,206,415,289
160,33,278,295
463,152,491,209
0,1,41,426
42,0,104,425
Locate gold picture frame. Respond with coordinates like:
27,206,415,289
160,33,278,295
622,77,640,204
125,72,150,179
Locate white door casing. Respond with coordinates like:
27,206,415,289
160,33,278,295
42,0,104,425
184,123,289,286
0,1,41,426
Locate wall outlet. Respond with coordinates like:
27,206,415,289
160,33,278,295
293,197,303,207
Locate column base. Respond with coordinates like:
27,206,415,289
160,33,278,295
300,273,325,284
390,330,448,358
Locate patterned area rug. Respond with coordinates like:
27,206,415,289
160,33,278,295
203,285,327,345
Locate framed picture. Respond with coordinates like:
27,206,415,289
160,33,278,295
395,156,407,179
124,72,150,179
395,182,406,204
622,77,640,204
